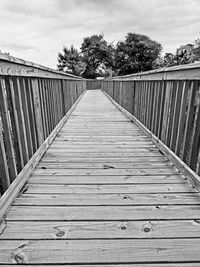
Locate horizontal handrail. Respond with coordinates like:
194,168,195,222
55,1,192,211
108,61,200,80
102,62,200,182
0,53,82,79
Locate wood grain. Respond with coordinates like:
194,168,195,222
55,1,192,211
1,89,200,266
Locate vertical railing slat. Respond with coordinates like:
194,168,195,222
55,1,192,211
0,78,18,181
0,125,10,192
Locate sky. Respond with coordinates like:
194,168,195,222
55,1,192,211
0,0,200,68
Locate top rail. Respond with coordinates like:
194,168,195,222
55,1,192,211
0,53,82,79
109,61,200,80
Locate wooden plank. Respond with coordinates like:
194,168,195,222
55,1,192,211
54,136,149,140
0,78,18,181
44,152,164,157
38,78,48,139
31,78,44,145
25,78,38,152
189,81,200,170
0,53,83,79
106,61,200,80
9,77,25,168
175,81,189,156
165,81,177,147
2,220,200,240
6,205,200,221
169,81,183,152
28,174,184,184
42,79,51,134
13,77,29,165
157,80,166,139
41,156,167,163
50,144,156,149
0,124,10,191
161,81,172,143
1,239,200,264
19,78,34,158
23,183,194,194
47,148,159,152
13,192,200,206
36,162,173,169
32,168,179,176
53,140,153,144
182,81,197,162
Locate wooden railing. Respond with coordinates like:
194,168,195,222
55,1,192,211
102,62,200,176
0,54,87,194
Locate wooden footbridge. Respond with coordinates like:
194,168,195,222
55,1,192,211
1,54,200,266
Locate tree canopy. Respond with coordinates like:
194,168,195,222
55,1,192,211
114,33,162,75
57,45,84,76
57,33,200,78
57,33,162,78
80,34,114,78
157,39,200,68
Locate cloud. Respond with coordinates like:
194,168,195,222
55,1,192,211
0,0,199,68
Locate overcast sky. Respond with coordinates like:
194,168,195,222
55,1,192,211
0,0,199,68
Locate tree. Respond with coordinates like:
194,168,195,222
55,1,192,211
175,44,195,65
57,45,84,76
114,33,162,76
80,34,114,78
160,41,200,68
193,39,200,61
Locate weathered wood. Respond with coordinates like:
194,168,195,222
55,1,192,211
31,78,44,145
13,77,29,164
23,183,194,194
36,161,173,169
9,77,25,168
0,78,18,181
0,52,83,79
0,91,85,220
169,81,183,151
41,156,167,162
6,205,200,220
104,90,200,192
1,89,200,266
28,174,185,184
108,61,200,80
13,192,200,206
19,78,34,158
1,220,200,240
2,238,200,264
0,125,10,191
32,168,179,176
25,78,38,152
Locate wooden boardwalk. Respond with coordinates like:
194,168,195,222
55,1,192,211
1,89,200,265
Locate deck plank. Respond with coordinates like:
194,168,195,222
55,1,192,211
1,239,200,264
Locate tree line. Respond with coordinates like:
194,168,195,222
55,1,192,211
57,33,200,78
57,33,162,78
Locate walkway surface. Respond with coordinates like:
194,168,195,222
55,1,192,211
1,89,200,265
